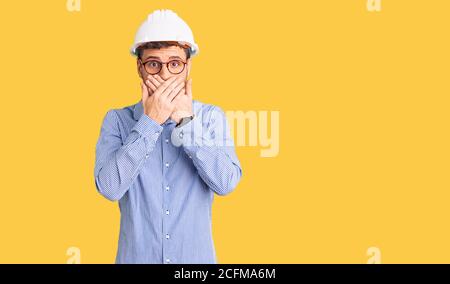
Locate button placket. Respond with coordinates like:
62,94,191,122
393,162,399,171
161,128,170,264
161,124,177,264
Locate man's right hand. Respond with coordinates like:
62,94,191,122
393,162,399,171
141,76,185,125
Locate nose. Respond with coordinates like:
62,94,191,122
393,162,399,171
158,65,172,81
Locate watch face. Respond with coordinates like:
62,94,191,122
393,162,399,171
177,116,193,128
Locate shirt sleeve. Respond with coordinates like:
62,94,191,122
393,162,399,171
94,110,163,201
171,106,243,196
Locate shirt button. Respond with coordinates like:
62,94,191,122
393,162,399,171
165,234,170,239
165,138,169,143
166,258,171,263
165,210,170,215
165,186,170,191
165,162,170,168
188,155,192,159
145,154,149,158
179,132,184,138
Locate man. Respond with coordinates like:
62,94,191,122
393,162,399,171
94,9,242,264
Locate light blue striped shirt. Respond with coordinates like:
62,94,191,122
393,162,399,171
94,99,242,264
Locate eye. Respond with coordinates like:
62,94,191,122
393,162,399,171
145,61,160,68
170,61,181,67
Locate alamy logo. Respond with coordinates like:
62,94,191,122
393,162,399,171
66,246,81,264
171,109,280,158
227,111,279,158
66,0,81,12
367,247,382,264
367,0,382,12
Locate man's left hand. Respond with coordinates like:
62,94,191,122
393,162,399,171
147,74,193,124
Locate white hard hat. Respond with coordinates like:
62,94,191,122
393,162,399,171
130,9,199,57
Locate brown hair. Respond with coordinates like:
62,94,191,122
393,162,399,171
136,41,191,60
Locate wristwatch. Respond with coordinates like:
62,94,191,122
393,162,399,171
175,115,195,128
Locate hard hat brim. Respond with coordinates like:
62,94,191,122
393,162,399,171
130,41,199,57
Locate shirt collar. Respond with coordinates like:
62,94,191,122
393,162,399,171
132,100,176,125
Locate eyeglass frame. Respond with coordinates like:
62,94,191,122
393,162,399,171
138,58,188,75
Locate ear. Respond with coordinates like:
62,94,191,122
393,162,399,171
186,58,192,77
137,59,143,79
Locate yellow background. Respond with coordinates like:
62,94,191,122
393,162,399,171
0,0,449,263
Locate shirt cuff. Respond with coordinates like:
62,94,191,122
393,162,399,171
171,116,205,149
132,114,163,137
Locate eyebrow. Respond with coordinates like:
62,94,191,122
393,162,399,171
143,55,184,61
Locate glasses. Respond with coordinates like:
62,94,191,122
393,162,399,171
139,59,187,75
